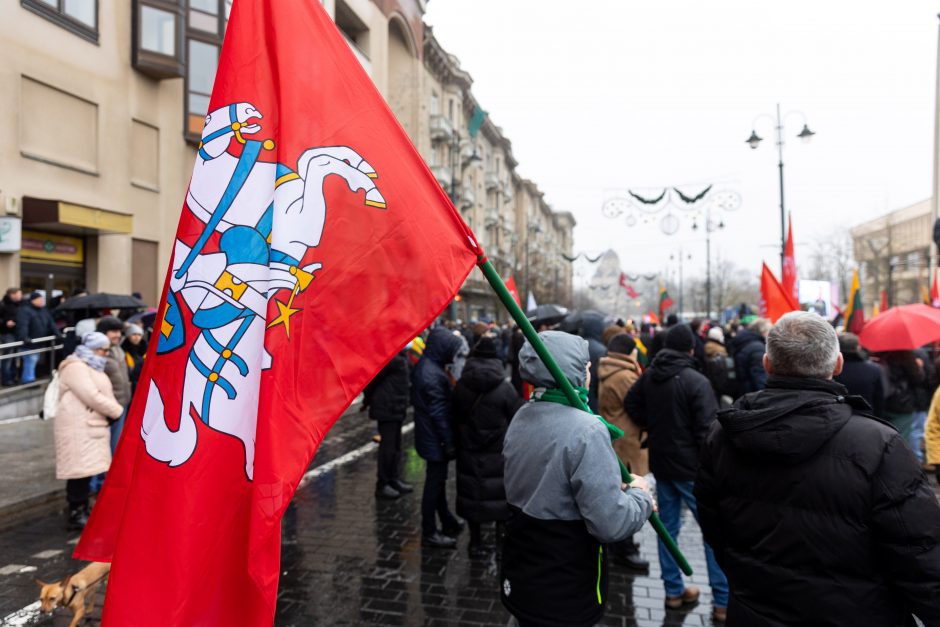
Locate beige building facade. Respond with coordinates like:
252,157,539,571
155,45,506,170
0,0,573,320
850,198,933,313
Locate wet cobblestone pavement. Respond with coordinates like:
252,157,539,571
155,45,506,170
0,411,749,626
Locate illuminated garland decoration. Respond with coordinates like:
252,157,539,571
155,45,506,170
561,252,605,263
628,189,667,205
673,185,713,204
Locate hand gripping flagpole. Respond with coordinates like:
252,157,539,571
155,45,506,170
476,256,693,576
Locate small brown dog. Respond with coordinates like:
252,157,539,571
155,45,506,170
36,561,110,627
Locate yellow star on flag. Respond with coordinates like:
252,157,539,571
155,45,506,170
267,299,301,337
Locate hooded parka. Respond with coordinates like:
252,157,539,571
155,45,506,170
598,352,648,476
54,355,124,479
452,356,523,522
411,328,464,462
696,375,940,627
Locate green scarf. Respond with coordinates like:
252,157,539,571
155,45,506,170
534,386,624,441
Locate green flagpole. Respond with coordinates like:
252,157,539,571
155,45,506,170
476,257,693,576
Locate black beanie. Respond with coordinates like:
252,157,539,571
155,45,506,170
607,333,636,356
471,336,499,359
664,324,695,352
96,316,124,334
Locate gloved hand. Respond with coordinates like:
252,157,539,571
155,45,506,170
443,443,457,461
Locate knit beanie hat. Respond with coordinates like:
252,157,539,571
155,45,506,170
82,331,111,350
471,336,499,359
664,324,695,352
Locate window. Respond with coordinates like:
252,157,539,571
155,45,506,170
448,99,455,123
22,0,98,43
183,0,230,143
133,1,184,78
430,91,439,116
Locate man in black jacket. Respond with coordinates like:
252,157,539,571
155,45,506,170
412,327,467,548
0,287,22,385
15,291,62,383
363,349,413,499
834,332,884,417
730,318,770,396
624,324,728,621
696,311,940,626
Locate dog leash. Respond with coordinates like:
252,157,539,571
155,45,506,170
62,570,110,608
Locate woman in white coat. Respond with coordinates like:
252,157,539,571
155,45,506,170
55,332,124,530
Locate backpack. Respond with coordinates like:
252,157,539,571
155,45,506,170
705,355,736,398
41,370,59,420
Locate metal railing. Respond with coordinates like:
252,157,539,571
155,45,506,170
0,328,74,391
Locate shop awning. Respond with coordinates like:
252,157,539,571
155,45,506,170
22,196,132,235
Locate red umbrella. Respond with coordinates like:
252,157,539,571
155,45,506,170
857,304,940,352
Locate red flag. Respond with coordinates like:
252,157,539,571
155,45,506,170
75,1,480,624
619,273,639,299
760,263,799,323
932,272,940,307
782,214,798,304
505,275,521,306
880,289,888,313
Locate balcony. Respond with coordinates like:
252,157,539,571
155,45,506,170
459,182,475,208
502,181,514,202
430,165,451,190
430,115,454,142
484,171,500,191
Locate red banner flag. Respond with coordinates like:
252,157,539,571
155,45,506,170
782,214,798,304
760,263,799,323
505,275,521,306
619,273,639,299
932,272,940,307
880,288,888,313
75,1,480,623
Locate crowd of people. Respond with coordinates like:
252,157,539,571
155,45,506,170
364,308,940,626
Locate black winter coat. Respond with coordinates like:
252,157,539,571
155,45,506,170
15,304,61,342
834,353,884,417
730,330,765,395
363,353,409,423
696,376,940,627
452,357,523,522
579,314,607,412
623,349,717,481
0,295,20,336
411,328,463,462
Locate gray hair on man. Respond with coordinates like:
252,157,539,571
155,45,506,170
766,311,840,379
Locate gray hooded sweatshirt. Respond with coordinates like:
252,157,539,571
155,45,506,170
501,331,653,627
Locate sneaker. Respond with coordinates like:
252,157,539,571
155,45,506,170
616,550,650,573
375,484,401,500
389,479,414,494
664,586,700,609
442,519,465,537
422,532,457,549
712,606,727,623
66,506,88,531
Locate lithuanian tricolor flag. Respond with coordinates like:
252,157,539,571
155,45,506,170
659,286,675,319
844,269,864,334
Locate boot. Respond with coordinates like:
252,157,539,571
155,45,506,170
67,505,89,531
375,484,402,500
389,479,414,493
610,538,649,573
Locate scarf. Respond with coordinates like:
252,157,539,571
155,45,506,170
533,386,624,441
74,344,108,372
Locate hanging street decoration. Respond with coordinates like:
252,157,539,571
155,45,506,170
600,185,741,237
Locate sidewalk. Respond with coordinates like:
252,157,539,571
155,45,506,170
0,417,61,530
0,398,368,531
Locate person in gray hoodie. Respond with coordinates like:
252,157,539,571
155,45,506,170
500,331,654,627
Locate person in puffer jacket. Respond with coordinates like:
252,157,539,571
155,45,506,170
696,312,940,626
500,331,654,627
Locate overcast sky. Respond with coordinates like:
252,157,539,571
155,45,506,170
424,1,940,287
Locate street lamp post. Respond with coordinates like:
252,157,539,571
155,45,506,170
669,248,692,315
746,103,815,277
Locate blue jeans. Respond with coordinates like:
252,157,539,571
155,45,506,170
910,411,927,463
656,479,729,608
20,352,39,383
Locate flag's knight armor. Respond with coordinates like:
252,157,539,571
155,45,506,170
141,102,386,479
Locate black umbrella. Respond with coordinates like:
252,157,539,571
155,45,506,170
526,304,568,326
56,292,146,311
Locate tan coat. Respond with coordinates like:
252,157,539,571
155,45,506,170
54,356,123,480
598,352,649,476
704,339,727,359
926,385,940,465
